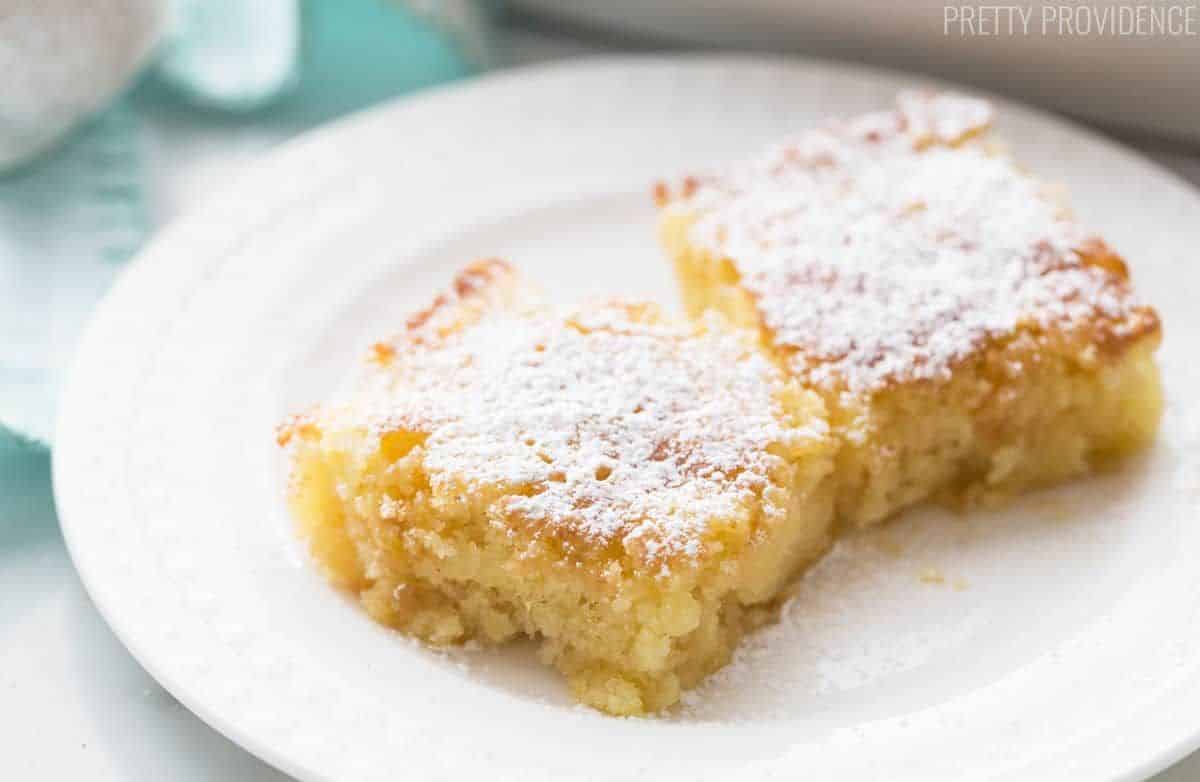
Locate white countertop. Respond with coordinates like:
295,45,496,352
3,23,1199,781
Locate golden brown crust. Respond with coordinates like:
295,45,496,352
652,176,703,209
1072,238,1162,355
402,258,519,338
275,413,319,447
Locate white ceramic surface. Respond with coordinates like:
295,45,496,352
54,56,1200,781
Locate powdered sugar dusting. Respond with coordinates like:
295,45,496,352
335,299,822,565
679,92,1149,394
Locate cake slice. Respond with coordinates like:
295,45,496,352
278,260,835,715
658,92,1162,527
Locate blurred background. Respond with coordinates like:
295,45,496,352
2,1,1198,778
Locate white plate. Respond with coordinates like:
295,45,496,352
55,56,1200,781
